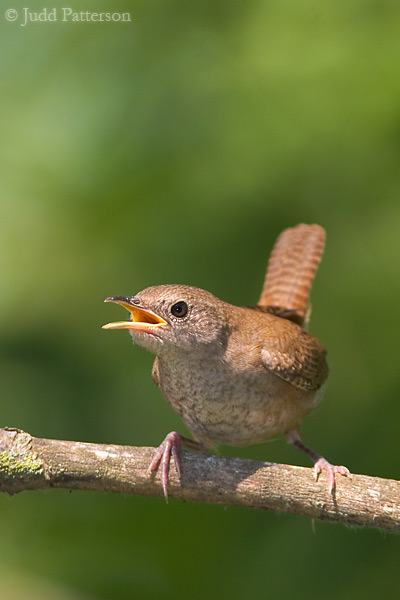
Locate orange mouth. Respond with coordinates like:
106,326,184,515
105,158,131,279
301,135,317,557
102,297,167,332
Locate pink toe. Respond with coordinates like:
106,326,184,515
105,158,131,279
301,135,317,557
148,432,182,501
313,458,351,493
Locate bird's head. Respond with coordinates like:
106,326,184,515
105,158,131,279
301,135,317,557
103,284,229,356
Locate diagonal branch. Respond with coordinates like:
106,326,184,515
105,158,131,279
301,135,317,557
0,427,399,531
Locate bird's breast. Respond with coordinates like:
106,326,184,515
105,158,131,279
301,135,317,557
156,354,316,447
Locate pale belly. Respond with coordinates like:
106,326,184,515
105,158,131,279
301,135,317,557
157,359,317,447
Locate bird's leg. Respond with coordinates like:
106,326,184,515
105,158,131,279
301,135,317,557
285,429,350,493
148,432,204,501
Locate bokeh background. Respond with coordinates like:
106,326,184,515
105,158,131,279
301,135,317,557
1,0,399,598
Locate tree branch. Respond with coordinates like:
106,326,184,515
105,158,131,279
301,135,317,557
0,427,399,531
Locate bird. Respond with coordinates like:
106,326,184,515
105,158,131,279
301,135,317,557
103,223,350,500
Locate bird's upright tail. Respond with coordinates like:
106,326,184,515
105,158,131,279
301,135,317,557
258,224,326,327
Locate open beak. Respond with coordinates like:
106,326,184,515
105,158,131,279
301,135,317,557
102,296,167,332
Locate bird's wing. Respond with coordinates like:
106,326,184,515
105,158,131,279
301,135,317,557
261,327,328,391
152,357,160,386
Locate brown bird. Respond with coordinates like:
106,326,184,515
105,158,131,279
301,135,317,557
103,224,349,499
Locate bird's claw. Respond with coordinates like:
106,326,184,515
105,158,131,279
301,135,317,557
148,431,182,502
313,458,351,494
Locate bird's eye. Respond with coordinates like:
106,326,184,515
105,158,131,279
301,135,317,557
171,301,188,318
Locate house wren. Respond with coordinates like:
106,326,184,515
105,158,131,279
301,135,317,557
103,224,349,499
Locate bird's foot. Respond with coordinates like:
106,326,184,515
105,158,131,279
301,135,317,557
313,458,351,494
286,429,351,494
148,431,182,502
148,432,203,501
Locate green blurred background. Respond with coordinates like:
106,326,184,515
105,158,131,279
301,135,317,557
1,0,399,598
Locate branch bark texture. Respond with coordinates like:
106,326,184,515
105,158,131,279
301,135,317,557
0,427,399,531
